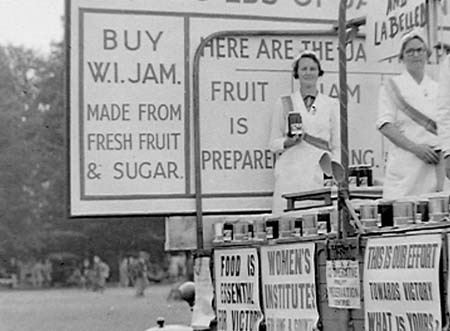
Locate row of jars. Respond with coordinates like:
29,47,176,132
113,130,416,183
211,195,450,244
212,209,337,244
358,195,450,228
324,164,373,187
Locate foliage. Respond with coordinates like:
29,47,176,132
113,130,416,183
0,42,165,269
0,44,49,257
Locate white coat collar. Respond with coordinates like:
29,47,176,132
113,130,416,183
401,69,429,87
291,90,321,113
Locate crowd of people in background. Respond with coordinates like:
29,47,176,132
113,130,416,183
0,257,52,289
118,251,175,297
0,255,110,291
78,255,110,292
0,251,190,296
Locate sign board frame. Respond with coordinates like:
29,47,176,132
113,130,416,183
325,259,361,309
363,233,443,331
213,246,263,331
67,0,399,218
68,0,354,217
260,241,319,331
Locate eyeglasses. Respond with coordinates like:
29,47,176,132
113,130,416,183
404,48,426,57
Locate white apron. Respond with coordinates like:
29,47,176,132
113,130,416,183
269,92,339,215
377,72,444,199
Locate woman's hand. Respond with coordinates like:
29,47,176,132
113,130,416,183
410,144,440,164
283,134,303,149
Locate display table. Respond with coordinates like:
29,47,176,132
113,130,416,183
282,186,383,211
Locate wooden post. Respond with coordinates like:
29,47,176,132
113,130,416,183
338,0,351,239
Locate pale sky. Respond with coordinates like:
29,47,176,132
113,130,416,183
0,0,64,54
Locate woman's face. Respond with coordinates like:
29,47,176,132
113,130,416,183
296,57,320,88
402,38,427,73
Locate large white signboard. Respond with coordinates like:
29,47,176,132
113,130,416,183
69,0,386,216
260,242,318,331
366,0,450,64
214,247,263,331
197,33,386,211
364,234,442,331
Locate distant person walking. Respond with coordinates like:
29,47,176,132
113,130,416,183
92,256,109,293
31,259,45,288
6,257,19,289
128,257,138,287
134,252,149,297
119,257,129,287
43,258,52,288
80,258,91,290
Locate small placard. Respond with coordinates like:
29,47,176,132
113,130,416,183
326,260,361,309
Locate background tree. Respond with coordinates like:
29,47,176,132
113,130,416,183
0,42,167,278
0,45,48,258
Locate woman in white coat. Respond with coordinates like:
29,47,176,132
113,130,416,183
438,54,450,179
269,51,340,215
377,30,444,199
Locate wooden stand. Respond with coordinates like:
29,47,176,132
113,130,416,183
282,188,332,211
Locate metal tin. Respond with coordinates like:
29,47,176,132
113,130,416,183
253,219,266,241
288,113,303,137
393,200,415,227
428,196,449,222
317,212,331,234
223,222,234,242
233,221,249,242
357,165,373,187
212,222,224,243
329,209,339,233
279,218,293,239
359,202,378,228
302,214,318,236
360,203,377,220
292,218,303,238
416,200,429,223
378,201,394,227
348,166,358,187
247,220,254,240
265,218,279,239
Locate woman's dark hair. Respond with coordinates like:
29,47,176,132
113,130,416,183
292,53,324,79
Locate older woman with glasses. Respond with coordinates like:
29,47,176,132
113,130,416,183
376,30,445,199
269,51,340,215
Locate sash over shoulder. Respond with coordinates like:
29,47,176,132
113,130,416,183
386,78,437,135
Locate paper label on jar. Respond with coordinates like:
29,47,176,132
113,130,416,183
223,229,232,242
359,176,368,187
266,226,273,239
317,222,328,235
290,124,303,136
